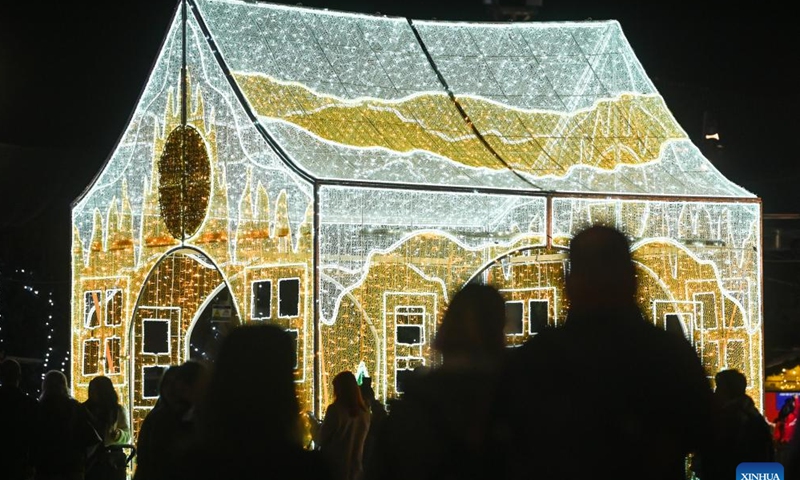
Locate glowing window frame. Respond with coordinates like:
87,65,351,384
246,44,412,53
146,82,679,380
286,328,300,370
141,365,168,399
141,318,171,356
83,290,103,330
394,305,425,347
104,288,124,327
251,280,273,320
394,357,425,394
82,338,101,377
277,277,301,319
104,336,122,376
528,299,549,335
504,300,525,337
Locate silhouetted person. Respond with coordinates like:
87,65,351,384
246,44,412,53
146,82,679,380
365,283,507,480
693,369,772,479
358,377,386,471
496,225,716,480
151,365,180,413
178,324,331,480
316,371,370,480
0,359,38,480
33,370,100,480
83,376,131,480
134,361,208,480
776,396,799,464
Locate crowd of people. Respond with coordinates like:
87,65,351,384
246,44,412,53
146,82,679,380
2,225,800,480
0,363,132,480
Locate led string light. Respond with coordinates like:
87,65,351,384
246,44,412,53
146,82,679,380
71,0,762,443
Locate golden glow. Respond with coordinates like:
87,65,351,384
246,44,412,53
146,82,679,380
766,365,800,391
237,73,684,177
158,125,212,240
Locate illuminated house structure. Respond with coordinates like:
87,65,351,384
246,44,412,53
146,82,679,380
71,0,763,436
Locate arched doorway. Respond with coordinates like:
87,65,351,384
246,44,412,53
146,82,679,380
127,247,241,434
465,246,570,348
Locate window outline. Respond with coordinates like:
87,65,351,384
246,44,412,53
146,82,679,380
104,336,122,376
82,338,101,377
394,305,425,346
141,365,167,399
104,288,124,327
84,290,103,330
251,280,273,320
505,300,525,336
394,357,425,394
286,328,300,370
396,324,424,346
141,318,171,355
278,277,301,319
528,299,549,335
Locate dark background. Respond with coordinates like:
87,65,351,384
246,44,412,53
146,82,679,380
1,0,797,386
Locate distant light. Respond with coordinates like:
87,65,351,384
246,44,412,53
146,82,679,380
705,133,720,141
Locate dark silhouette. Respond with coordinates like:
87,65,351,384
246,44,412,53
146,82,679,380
358,377,387,471
693,369,773,479
365,283,507,480
178,324,331,480
316,371,371,480
0,359,38,480
495,225,716,480
151,365,180,413
83,376,132,480
33,370,101,480
133,361,208,480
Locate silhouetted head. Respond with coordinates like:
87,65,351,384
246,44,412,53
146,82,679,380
40,369,69,401
333,371,367,416
566,226,637,316
155,365,180,409
0,358,21,388
434,283,506,364
198,324,301,451
714,369,747,401
87,375,118,407
173,359,210,413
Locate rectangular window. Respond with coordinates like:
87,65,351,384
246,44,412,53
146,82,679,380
396,325,423,345
105,289,123,326
287,329,299,369
84,291,102,329
83,339,100,376
142,319,170,355
251,280,272,319
505,301,524,335
529,300,549,334
142,366,167,399
105,337,122,375
395,369,415,394
278,279,300,318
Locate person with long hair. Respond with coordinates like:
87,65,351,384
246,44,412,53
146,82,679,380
316,371,370,480
178,324,331,480
83,376,131,480
364,283,508,480
33,370,101,480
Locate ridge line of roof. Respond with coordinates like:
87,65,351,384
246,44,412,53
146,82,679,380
405,16,543,191
188,0,318,184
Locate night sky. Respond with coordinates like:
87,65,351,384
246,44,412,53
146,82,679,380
0,0,797,364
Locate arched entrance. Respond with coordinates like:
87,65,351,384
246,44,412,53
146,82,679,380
466,246,570,348
127,247,241,434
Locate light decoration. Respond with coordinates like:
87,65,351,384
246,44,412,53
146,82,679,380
71,0,763,446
